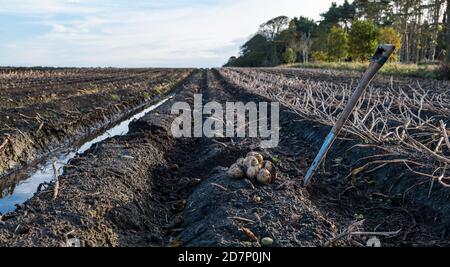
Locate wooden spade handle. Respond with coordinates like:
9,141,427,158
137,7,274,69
331,44,395,136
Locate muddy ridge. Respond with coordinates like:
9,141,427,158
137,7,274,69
0,69,192,177
0,71,202,246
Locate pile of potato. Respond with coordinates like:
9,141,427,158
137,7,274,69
227,152,277,185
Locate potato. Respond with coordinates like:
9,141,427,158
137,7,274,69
227,163,244,179
244,156,259,168
263,161,277,181
246,166,260,179
236,157,245,167
247,152,263,164
261,237,274,247
264,161,273,173
257,169,271,185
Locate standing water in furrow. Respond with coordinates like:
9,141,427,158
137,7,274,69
0,96,173,214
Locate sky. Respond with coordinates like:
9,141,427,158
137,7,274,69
0,0,345,67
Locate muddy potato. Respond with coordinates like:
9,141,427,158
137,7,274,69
244,156,259,168
264,161,273,172
246,166,260,179
261,237,274,247
263,161,277,181
236,157,245,167
227,164,244,179
257,169,272,185
247,152,263,164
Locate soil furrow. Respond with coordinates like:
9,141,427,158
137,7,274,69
0,71,205,246
0,69,192,177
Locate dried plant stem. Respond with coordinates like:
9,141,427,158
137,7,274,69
52,160,60,200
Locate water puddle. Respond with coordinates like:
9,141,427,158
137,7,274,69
0,96,173,214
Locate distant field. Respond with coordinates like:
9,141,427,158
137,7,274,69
282,62,443,79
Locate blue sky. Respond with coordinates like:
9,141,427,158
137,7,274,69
0,0,344,67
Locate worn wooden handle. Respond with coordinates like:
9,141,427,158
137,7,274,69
331,44,396,136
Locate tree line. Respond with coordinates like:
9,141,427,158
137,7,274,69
225,0,450,68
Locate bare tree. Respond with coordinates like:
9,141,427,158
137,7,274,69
428,0,443,61
299,33,313,63
259,16,290,41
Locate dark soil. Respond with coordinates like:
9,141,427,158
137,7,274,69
0,71,203,246
0,68,192,177
0,69,448,247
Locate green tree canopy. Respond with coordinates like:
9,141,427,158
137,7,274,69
349,20,380,61
337,0,356,29
282,48,297,64
378,27,402,62
353,0,393,25
327,26,349,61
320,0,356,29
241,34,269,55
225,34,270,67
321,2,341,26
224,0,448,71
297,16,317,36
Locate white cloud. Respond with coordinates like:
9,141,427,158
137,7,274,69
0,0,97,15
0,0,344,67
